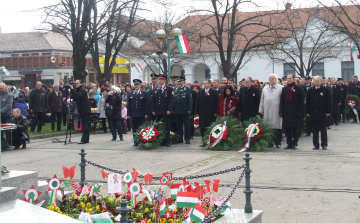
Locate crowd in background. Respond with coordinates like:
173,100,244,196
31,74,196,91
1,73,360,151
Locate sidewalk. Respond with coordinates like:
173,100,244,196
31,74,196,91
2,123,360,222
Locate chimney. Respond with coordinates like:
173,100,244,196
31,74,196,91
285,3,292,10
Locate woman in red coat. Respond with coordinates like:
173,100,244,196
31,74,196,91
218,85,238,117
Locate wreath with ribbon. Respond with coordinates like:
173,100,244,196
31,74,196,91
345,95,360,116
201,116,242,150
134,120,166,149
238,116,275,152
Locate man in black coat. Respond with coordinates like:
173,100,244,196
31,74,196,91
152,74,174,147
59,79,69,126
212,79,224,98
127,79,150,146
237,77,261,122
279,74,305,149
323,79,334,128
337,78,348,122
348,75,360,122
330,78,342,125
47,85,63,131
12,108,29,149
29,81,48,133
302,76,312,136
195,79,219,144
69,80,91,144
306,76,331,150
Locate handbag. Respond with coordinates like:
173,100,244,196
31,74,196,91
104,106,114,118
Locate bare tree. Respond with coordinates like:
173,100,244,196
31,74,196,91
89,0,141,86
319,1,360,58
184,0,284,78
268,7,348,77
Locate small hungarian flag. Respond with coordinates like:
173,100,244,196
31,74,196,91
190,203,207,223
350,39,356,61
159,196,166,216
176,192,198,208
171,184,183,200
176,34,190,54
134,63,143,73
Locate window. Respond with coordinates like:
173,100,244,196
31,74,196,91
31,53,39,56
42,53,51,56
205,69,211,79
312,62,324,77
181,70,185,76
22,54,30,57
11,54,19,57
342,61,354,81
284,63,296,76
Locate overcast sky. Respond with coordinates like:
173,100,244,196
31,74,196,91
0,0,336,34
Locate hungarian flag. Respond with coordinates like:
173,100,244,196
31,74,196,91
190,203,207,223
351,39,356,61
176,34,190,54
176,192,198,208
134,63,143,73
171,184,184,200
159,196,166,216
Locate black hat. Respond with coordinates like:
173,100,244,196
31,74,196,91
337,78,343,81
177,75,186,81
305,76,311,80
159,74,167,80
170,75,179,81
282,75,287,79
150,73,159,79
133,79,142,84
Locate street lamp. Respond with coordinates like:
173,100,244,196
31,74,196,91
153,27,182,81
125,61,134,83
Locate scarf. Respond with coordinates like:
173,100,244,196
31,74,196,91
286,82,296,102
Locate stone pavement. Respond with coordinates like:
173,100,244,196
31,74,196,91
2,123,360,222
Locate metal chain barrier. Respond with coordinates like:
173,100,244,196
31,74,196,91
201,166,247,223
84,159,244,181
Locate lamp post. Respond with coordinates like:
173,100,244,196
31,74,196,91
125,61,134,83
152,27,182,82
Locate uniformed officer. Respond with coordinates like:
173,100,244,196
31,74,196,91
127,79,150,146
174,75,192,144
152,74,174,147
145,73,159,121
170,76,179,134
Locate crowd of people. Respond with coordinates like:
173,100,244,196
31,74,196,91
1,73,360,151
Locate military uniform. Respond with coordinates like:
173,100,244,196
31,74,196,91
174,77,193,143
127,79,150,146
170,76,179,134
152,75,174,146
145,74,159,121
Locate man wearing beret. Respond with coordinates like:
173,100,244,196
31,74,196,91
152,74,174,147
174,75,192,144
127,79,150,146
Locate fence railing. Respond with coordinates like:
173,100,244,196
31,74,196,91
78,148,253,223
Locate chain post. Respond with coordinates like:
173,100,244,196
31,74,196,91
243,152,253,213
79,148,87,188
117,199,131,223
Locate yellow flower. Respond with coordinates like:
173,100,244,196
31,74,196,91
86,211,91,215
73,209,77,212
66,214,69,216
88,208,92,212
147,220,151,223
85,208,88,212
49,206,55,211
160,218,166,223
81,202,85,208
84,196,88,201
108,198,114,204
103,195,107,199
139,204,143,209
117,198,122,203
57,211,62,214
169,219,174,223
87,203,92,208
136,213,142,217
102,209,105,213
55,207,60,212
72,194,78,200
96,205,100,211
175,220,180,223
68,197,73,201
145,208,149,213
173,209,178,213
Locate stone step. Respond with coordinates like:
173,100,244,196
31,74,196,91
0,187,17,204
1,171,38,200
214,209,263,223
37,180,49,204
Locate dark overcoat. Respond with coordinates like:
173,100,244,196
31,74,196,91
279,85,305,128
47,90,63,113
13,114,30,140
105,93,122,120
339,84,348,110
195,88,219,129
151,85,174,115
70,86,91,115
237,85,261,121
331,84,342,115
306,86,331,122
127,90,150,118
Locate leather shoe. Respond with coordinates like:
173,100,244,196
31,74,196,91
120,138,124,141
111,138,116,141
312,147,319,150
275,144,281,148
293,145,297,150
322,146,327,150
284,145,293,149
305,133,311,137
177,140,183,144
166,142,170,147
77,141,86,144
327,126,331,129
133,143,138,146
14,146,20,149
186,141,190,144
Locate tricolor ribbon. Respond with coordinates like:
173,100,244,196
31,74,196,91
207,121,227,148
239,123,259,152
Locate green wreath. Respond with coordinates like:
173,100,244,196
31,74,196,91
345,94,360,115
134,120,166,149
238,116,276,152
170,131,178,144
201,116,242,151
